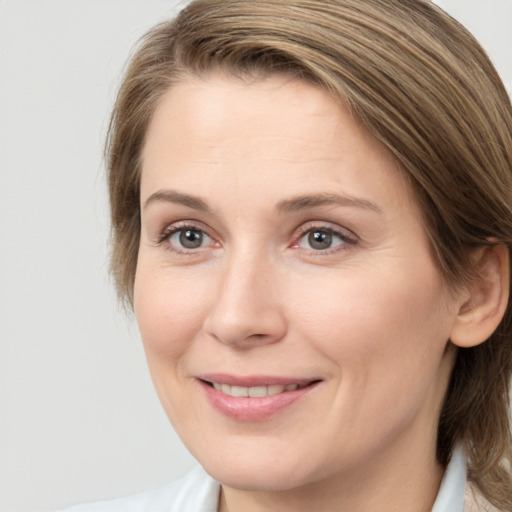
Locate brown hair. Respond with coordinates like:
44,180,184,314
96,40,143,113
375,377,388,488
106,0,512,507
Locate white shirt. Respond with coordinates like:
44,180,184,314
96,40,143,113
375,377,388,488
63,446,467,512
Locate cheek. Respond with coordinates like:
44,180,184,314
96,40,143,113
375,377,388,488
134,264,210,362
294,263,455,395
133,263,216,428
290,265,456,464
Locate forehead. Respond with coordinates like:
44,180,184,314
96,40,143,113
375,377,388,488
143,74,349,160
140,73,415,213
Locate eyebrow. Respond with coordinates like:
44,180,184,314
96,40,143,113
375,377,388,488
143,190,211,212
143,189,382,215
277,193,382,214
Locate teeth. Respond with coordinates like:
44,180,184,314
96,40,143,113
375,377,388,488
267,385,285,396
231,386,249,397
211,382,306,397
248,386,267,397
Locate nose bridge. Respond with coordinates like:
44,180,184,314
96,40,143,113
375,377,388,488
204,243,286,347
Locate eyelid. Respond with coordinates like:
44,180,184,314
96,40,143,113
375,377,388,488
290,222,358,251
152,219,357,256
154,220,219,251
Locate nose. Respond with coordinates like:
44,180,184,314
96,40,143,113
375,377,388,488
203,250,287,348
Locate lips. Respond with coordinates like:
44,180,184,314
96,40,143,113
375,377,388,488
198,374,320,421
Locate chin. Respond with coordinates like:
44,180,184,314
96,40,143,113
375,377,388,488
196,444,322,492
208,464,312,492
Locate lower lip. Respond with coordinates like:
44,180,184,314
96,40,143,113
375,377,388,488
199,380,319,422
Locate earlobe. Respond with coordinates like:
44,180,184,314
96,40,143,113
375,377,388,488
450,243,509,348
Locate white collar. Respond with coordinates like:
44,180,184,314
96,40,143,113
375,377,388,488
431,445,466,512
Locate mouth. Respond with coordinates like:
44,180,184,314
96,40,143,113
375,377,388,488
204,380,314,398
197,374,322,421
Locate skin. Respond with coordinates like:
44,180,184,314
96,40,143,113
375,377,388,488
135,74,468,512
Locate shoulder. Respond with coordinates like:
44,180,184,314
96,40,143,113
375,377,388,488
62,466,220,512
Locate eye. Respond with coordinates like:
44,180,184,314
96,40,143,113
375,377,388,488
295,226,355,252
170,228,210,249
156,224,216,253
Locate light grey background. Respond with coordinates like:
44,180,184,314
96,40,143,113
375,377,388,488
0,1,511,510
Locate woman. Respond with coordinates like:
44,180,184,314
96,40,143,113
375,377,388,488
67,0,512,510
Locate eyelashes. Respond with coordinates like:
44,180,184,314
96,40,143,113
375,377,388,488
154,222,217,254
167,227,212,250
292,224,358,253
153,221,358,256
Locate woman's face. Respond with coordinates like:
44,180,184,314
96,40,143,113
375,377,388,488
135,74,461,492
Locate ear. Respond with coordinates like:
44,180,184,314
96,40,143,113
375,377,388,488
450,243,509,348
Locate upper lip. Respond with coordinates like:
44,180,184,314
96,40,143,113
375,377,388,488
198,373,321,387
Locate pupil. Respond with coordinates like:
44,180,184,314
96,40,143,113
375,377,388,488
180,229,203,249
309,230,332,250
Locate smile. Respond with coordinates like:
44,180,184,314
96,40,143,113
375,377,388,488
210,382,309,397
199,376,321,421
